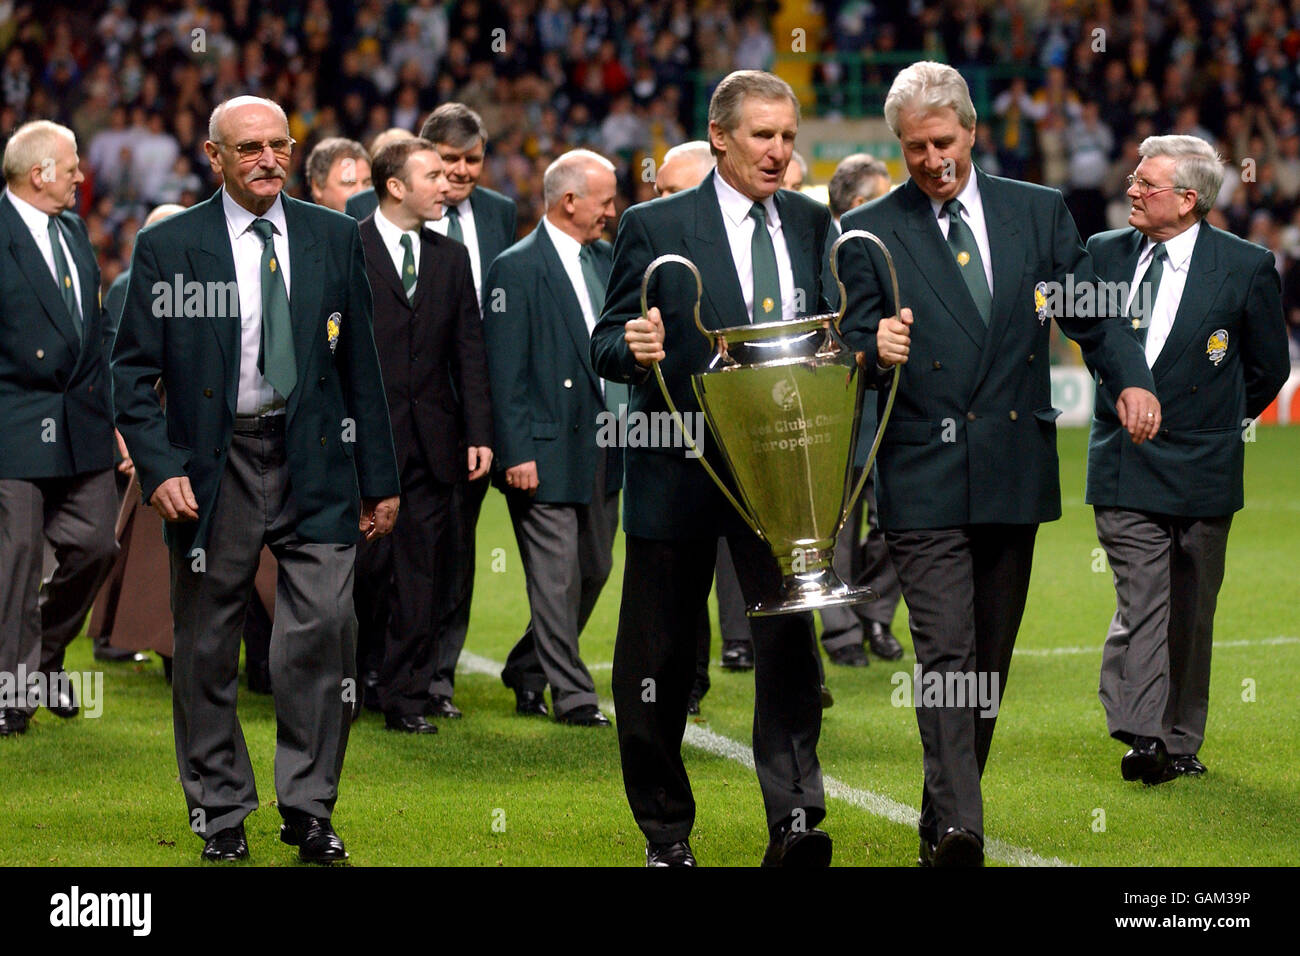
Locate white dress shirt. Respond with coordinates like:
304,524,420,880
930,173,995,296
1125,221,1200,367
223,189,290,415
5,188,84,318
373,206,422,291
430,196,481,308
541,216,599,336
713,173,797,321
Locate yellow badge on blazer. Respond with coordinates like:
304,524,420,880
1206,329,1228,366
1034,281,1049,325
956,251,970,267
327,312,341,354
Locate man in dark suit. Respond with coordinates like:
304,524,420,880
357,138,493,732
0,121,120,737
1085,135,1289,785
592,71,836,867
483,149,619,727
112,96,400,863
837,62,1161,867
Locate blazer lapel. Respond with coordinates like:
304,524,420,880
360,217,410,310
283,196,324,417
536,224,602,395
970,170,1026,394
467,190,492,277
1,197,82,352
774,190,817,316
187,191,241,417
411,227,442,314
895,180,987,349
683,171,748,330
1152,223,1225,381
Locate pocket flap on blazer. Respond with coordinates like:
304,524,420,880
1034,406,1063,422
531,421,559,440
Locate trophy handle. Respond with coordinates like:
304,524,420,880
640,254,766,539
830,229,904,527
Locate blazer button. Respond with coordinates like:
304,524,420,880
203,388,213,398
1009,410,1018,421
966,412,976,422
563,378,573,389
36,349,45,359
932,360,942,370
1190,385,1198,394
1027,353,1035,363
320,436,327,446
213,448,221,457
319,375,326,385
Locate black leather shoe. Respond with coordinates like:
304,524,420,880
1170,754,1207,776
45,673,78,719
917,836,936,867
280,815,348,863
933,826,983,867
646,840,697,866
827,642,870,667
362,669,382,712
820,683,834,708
0,709,28,737
556,704,611,727
94,642,150,663
687,689,702,716
1121,735,1168,783
720,642,754,671
384,713,438,734
426,695,463,719
201,824,248,862
761,815,832,867
868,621,904,660
513,688,548,717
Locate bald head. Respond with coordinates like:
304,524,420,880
543,149,617,244
656,141,714,196
145,203,187,227
204,96,293,215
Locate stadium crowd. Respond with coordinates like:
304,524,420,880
2,0,1300,355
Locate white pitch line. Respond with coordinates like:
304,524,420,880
457,650,1069,867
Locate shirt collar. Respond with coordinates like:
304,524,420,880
929,170,982,220
5,188,59,235
222,188,287,242
374,205,420,250
542,215,585,260
1143,220,1200,271
713,171,781,230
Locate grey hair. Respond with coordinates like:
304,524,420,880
707,70,801,157
1138,134,1224,218
883,61,977,137
420,102,488,149
208,95,290,144
543,149,615,208
306,137,370,188
662,140,715,168
828,153,891,217
2,119,76,184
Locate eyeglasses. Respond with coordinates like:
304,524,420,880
218,137,296,161
1125,174,1187,198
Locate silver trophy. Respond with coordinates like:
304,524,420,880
643,230,902,616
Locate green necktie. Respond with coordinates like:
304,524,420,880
400,233,417,302
1128,241,1167,346
249,218,296,399
445,204,463,243
943,198,992,326
749,202,781,322
47,216,82,337
578,243,606,315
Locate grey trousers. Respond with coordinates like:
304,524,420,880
502,452,618,717
819,468,903,650
1095,507,1232,756
0,469,118,714
169,416,356,839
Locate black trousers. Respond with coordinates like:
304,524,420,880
361,453,455,717
613,530,825,844
885,524,1037,844
430,473,490,698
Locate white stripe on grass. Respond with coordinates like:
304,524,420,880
457,650,1070,867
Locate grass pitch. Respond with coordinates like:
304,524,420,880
1,427,1296,867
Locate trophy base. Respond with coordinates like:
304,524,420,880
747,569,878,618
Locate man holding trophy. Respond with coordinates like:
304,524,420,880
592,70,836,867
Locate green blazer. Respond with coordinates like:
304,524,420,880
482,222,620,505
112,189,400,555
347,185,517,303
0,195,115,479
1085,223,1289,517
591,172,834,540
838,167,1155,531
